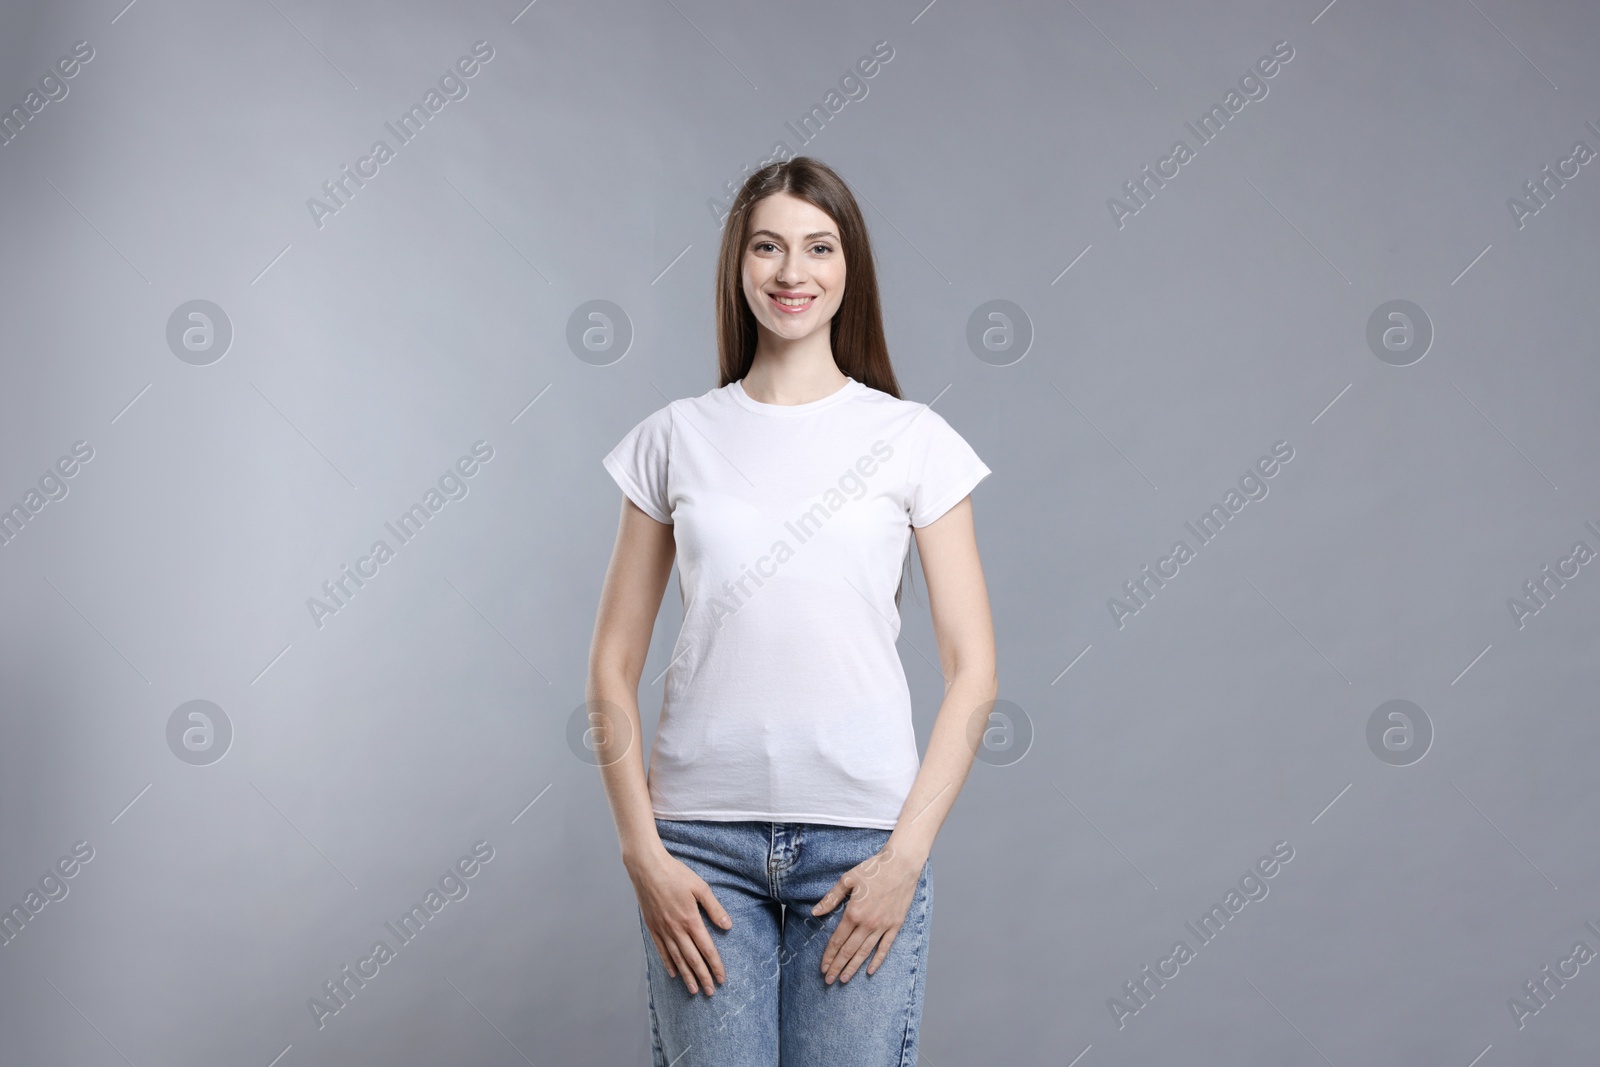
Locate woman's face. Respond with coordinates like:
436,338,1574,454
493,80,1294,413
740,192,846,344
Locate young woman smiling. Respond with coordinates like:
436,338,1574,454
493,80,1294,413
589,156,997,1066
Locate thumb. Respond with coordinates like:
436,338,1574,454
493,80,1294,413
696,881,732,929
811,879,844,916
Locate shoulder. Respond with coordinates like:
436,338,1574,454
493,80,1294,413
622,382,732,434
852,383,961,442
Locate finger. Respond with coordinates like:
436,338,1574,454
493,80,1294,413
674,929,717,996
824,919,870,982
811,878,847,917
695,882,733,931
663,938,695,992
826,921,874,983
689,880,729,983
839,930,883,983
865,925,902,975
648,928,676,979
819,927,843,974
685,913,727,986
819,912,855,973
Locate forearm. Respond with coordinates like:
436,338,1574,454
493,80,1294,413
587,668,668,872
886,664,999,863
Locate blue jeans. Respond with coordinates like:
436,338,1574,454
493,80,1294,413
639,818,934,1066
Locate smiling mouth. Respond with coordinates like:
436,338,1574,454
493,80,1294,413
769,293,816,313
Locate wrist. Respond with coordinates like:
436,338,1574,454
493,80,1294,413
621,839,671,876
884,831,931,865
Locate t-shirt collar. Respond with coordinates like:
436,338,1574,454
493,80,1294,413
728,376,864,417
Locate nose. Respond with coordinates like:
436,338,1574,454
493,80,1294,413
775,251,808,285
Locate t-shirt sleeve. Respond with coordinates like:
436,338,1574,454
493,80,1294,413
602,403,674,524
908,409,992,528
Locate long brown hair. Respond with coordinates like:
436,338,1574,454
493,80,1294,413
714,157,902,400
713,156,921,609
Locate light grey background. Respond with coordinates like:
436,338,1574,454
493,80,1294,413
2,0,1597,1063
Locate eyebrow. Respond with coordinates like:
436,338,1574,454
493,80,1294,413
748,229,838,242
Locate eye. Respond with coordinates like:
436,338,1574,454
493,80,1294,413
811,243,834,255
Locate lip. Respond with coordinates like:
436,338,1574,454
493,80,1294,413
767,292,817,314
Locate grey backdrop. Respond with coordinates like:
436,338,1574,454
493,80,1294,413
2,0,1597,1063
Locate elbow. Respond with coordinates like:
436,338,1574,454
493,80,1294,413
588,646,644,695
952,657,998,700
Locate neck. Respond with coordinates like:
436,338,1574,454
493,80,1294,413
741,346,848,406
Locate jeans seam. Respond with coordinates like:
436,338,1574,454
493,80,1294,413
894,857,932,1066
641,909,669,1067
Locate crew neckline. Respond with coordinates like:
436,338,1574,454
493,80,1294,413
729,376,864,417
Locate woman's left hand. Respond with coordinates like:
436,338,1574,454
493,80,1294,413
811,844,925,984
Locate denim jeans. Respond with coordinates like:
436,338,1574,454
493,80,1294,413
639,818,933,1066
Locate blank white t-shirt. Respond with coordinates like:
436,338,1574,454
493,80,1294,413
602,375,991,829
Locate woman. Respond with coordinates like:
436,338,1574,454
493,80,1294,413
588,156,997,1066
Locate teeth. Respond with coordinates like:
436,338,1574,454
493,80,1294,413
774,295,812,306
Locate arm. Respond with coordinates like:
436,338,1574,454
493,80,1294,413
587,494,677,869
587,495,732,995
812,493,998,983
888,492,998,863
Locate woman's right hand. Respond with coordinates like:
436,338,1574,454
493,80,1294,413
628,846,733,995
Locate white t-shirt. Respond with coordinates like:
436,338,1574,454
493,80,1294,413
602,374,992,829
